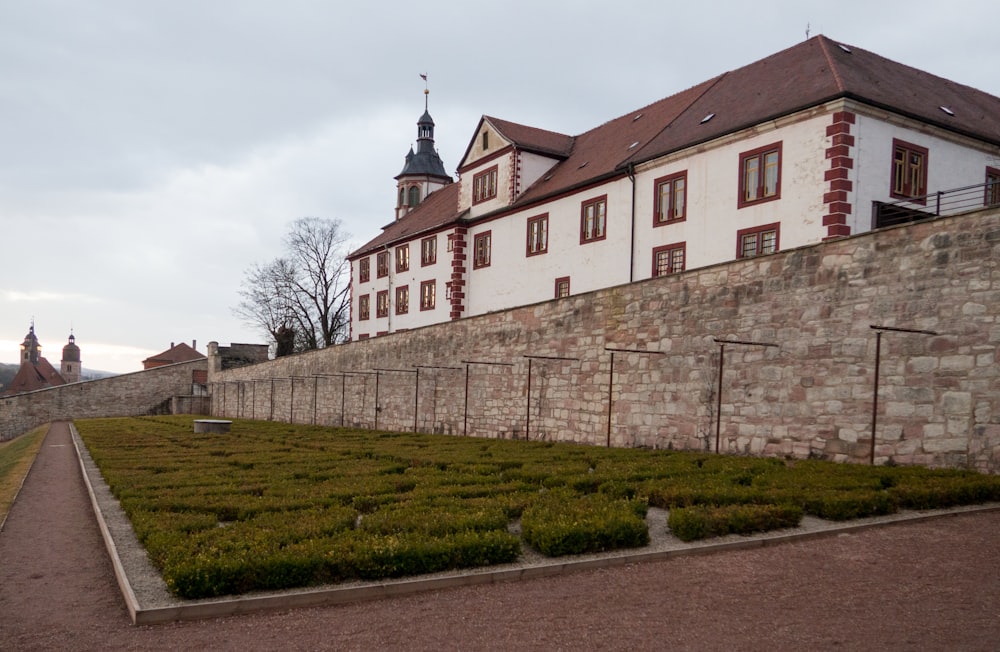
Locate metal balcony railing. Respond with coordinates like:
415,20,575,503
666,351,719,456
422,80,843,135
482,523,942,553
872,179,1000,229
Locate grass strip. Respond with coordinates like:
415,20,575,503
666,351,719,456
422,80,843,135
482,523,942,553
0,426,47,525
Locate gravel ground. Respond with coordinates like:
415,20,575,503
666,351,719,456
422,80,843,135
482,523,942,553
2,422,999,651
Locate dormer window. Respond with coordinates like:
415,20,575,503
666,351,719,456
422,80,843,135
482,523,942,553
473,166,498,204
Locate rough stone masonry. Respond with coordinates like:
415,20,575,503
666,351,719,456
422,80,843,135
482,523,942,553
208,207,1000,473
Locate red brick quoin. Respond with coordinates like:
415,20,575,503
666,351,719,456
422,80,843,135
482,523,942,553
823,111,856,239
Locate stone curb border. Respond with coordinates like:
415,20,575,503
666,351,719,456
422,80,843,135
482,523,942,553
70,423,1000,626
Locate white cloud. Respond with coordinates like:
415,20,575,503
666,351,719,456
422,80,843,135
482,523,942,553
1,290,106,304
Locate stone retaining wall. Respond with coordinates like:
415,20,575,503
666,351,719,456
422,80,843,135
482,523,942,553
0,360,207,441
209,207,1000,472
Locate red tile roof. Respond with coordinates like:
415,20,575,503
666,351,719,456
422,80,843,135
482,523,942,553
1,357,65,396
514,77,720,205
142,342,206,368
351,182,463,258
626,36,1000,169
457,116,575,168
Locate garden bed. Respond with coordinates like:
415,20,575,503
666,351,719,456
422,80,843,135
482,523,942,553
76,416,1000,599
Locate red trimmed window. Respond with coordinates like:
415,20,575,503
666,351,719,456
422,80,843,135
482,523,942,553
654,171,687,224
737,223,780,258
376,290,389,318
985,167,1000,206
359,257,370,283
376,251,389,278
554,276,570,298
358,294,370,321
473,231,492,269
739,142,782,207
652,242,686,276
395,245,409,273
891,139,928,203
421,236,437,266
580,195,607,243
526,214,548,256
473,166,498,204
395,285,409,315
420,280,436,310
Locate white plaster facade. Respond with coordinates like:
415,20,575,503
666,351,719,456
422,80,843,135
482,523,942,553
349,37,1000,342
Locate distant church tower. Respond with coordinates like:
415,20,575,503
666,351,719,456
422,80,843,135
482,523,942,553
61,332,81,383
2,323,75,396
394,75,452,220
21,324,41,365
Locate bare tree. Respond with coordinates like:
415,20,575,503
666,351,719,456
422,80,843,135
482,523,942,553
235,217,351,355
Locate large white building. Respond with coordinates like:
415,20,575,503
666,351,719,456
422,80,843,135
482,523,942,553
348,35,1000,341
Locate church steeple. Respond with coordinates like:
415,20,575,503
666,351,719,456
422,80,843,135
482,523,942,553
394,74,452,220
21,323,40,365
61,331,81,383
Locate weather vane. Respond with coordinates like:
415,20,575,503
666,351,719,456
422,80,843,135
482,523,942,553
420,73,429,109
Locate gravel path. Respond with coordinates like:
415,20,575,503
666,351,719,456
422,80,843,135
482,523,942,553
2,422,999,651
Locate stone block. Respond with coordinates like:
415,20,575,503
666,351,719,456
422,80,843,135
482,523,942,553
941,391,972,415
939,355,975,372
907,357,938,373
922,437,967,453
885,402,915,418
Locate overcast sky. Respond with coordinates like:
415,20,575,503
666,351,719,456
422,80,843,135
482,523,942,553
2,0,997,373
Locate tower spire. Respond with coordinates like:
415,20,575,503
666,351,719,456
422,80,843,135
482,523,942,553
393,74,452,220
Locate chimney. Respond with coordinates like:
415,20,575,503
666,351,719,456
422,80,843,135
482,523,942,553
192,339,197,351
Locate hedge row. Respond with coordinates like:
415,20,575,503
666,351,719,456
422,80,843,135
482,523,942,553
521,490,649,556
75,416,1000,599
164,529,521,598
667,504,804,542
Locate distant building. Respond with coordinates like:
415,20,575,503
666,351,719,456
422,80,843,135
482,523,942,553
348,35,1000,340
1,324,80,396
206,342,270,374
142,341,205,370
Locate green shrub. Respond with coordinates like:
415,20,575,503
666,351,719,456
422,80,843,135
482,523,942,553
74,416,1000,598
346,530,520,581
521,490,649,556
668,504,803,542
801,490,895,520
890,476,1000,510
357,501,508,537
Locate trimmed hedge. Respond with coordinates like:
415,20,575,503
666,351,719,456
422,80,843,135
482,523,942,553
668,504,804,542
163,529,522,598
521,490,649,556
75,416,1000,599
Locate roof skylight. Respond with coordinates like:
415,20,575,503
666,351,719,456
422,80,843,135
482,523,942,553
939,106,955,116
578,161,589,169
838,43,852,53
628,141,640,149
633,113,643,121
700,113,715,124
